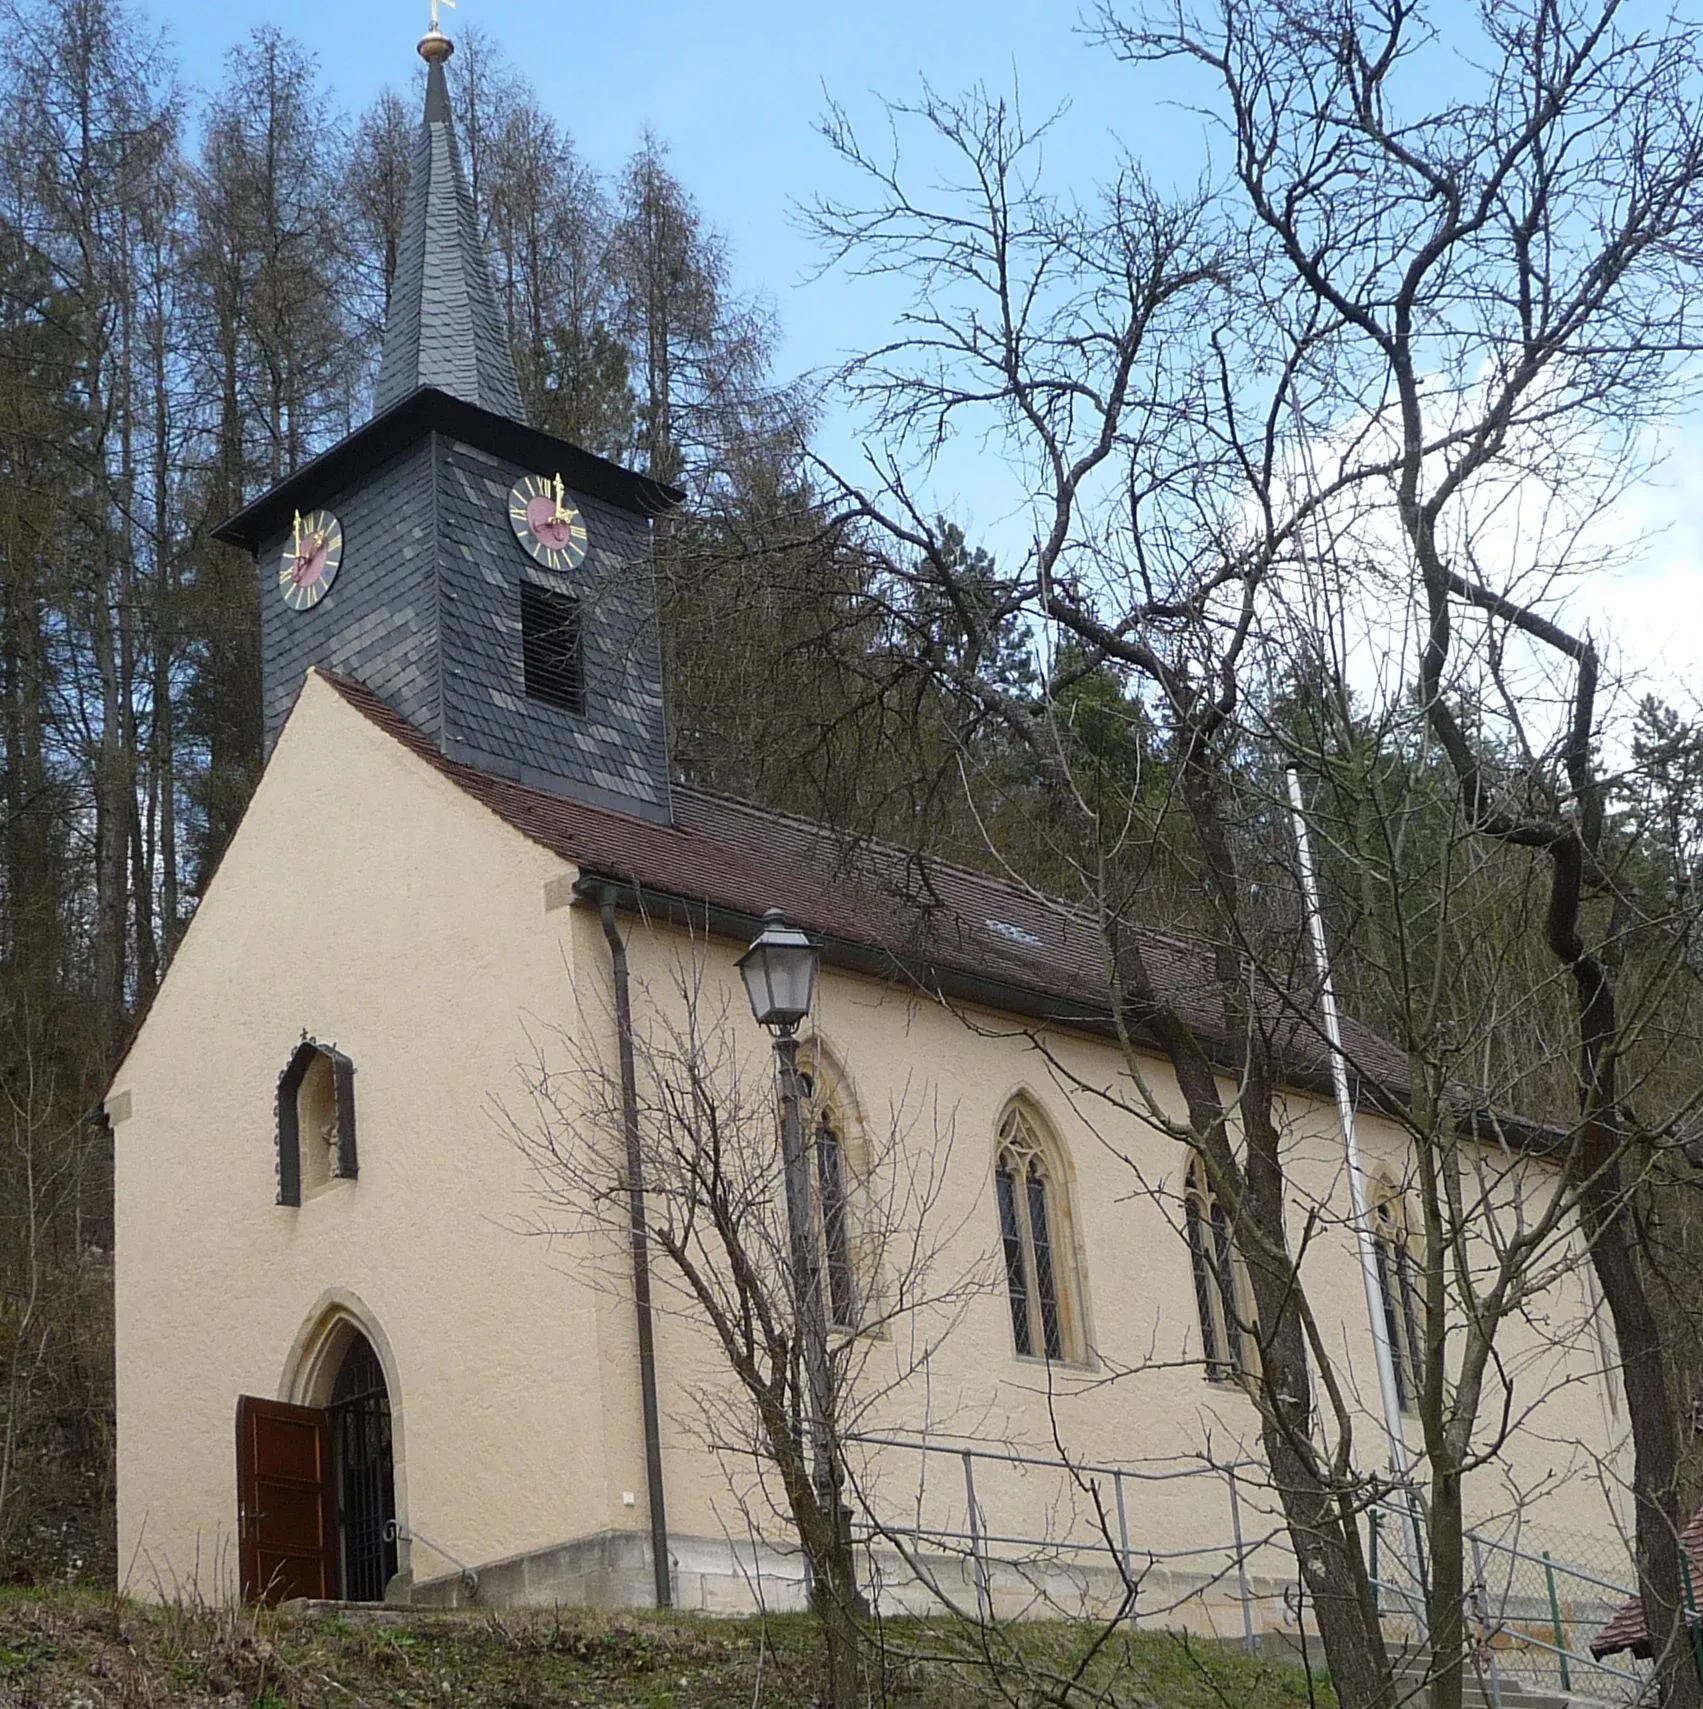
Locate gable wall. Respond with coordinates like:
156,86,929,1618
111,673,633,1600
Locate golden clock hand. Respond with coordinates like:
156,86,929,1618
292,510,302,559
552,472,570,524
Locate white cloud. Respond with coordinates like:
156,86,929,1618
1576,430,1703,709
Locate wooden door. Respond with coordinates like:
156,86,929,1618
235,1395,338,1604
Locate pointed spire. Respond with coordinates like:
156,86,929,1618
373,16,527,423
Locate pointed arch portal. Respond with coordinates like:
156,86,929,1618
237,1316,399,1604
328,1331,399,1600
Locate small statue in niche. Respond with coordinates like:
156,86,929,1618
277,1035,356,1201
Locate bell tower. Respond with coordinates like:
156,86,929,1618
215,16,680,823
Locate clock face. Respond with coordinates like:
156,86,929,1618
278,509,343,611
509,473,590,573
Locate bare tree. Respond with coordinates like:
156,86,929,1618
345,88,413,354
801,1,1703,1698
180,27,355,888
511,929,980,1709
1095,0,1703,1695
808,80,1413,1703
2,0,181,1065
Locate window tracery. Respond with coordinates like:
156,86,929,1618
1373,1181,1426,1414
1184,1157,1257,1382
995,1104,1082,1362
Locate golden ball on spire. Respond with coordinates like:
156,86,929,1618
419,0,456,60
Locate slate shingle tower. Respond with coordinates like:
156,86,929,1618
216,20,680,823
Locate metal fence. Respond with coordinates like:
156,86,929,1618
1466,1526,1652,1705
1361,1503,1655,1704
846,1432,1656,1703
849,1433,1310,1643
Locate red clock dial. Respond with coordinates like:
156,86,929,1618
509,473,589,572
278,509,343,611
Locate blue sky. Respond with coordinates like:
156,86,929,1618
155,0,1702,701
160,0,1199,387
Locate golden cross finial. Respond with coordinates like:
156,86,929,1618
429,0,455,30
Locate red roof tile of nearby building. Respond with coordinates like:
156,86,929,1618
323,669,1414,1101
1590,1507,1703,1659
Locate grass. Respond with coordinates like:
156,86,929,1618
0,1586,1337,1708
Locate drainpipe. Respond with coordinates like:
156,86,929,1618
594,887,672,1608
1286,767,1426,1614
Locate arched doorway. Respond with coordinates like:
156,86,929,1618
329,1331,398,1601
237,1313,402,1604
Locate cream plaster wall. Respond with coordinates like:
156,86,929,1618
112,672,1633,1616
112,673,642,1600
603,916,1634,1596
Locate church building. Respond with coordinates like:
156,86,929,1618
108,16,1632,1633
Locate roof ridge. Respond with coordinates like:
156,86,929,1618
319,667,1085,924
317,667,1525,1139
321,665,1222,973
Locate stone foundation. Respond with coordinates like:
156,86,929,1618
405,1527,1299,1647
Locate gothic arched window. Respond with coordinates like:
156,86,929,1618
995,1104,1082,1362
799,1055,862,1332
1184,1157,1257,1382
1373,1182,1426,1413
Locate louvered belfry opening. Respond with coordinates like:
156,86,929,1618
520,580,586,714
330,1333,397,1602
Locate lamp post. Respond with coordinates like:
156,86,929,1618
737,908,843,1599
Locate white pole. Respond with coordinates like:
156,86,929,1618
1285,768,1419,1585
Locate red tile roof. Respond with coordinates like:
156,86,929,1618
1591,1508,1703,1658
323,669,1411,1097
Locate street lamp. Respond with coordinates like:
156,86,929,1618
739,908,847,1608
737,909,820,1034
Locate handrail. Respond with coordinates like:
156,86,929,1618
854,1434,1650,1694
384,1519,478,1600
1466,1618,1649,1690
850,1431,1259,1483
867,1517,1253,1567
